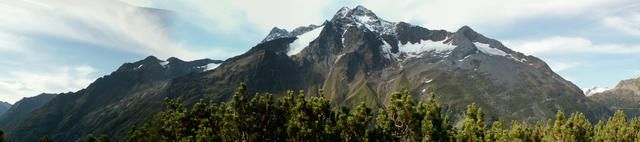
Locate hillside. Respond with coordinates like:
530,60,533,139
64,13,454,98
0,93,56,128
0,102,10,116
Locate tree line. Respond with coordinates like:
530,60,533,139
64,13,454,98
121,83,640,142
0,83,636,142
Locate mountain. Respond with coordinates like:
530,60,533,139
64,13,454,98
134,5,611,126
4,5,612,141
262,25,321,43
0,101,10,115
0,93,56,128
3,56,221,141
583,86,610,96
589,77,640,116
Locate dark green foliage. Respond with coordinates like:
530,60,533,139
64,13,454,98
86,134,109,142
0,130,4,142
39,136,52,142
125,84,640,141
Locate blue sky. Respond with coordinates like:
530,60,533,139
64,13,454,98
0,0,639,103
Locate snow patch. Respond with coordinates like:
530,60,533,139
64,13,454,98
380,40,398,59
582,86,610,96
288,26,324,56
506,55,527,63
136,64,143,69
422,89,426,93
459,55,471,62
379,38,456,61
205,63,221,71
474,42,507,56
159,61,169,68
334,53,346,64
341,29,348,45
424,79,433,84
398,39,456,58
355,15,375,23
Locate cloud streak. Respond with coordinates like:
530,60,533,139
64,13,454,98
0,0,217,60
0,66,98,103
507,36,640,55
604,13,640,37
547,61,581,72
359,0,635,30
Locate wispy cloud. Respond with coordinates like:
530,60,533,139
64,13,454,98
547,61,581,72
0,33,25,52
359,0,635,30
507,36,640,55
0,0,218,60
0,66,98,103
603,13,640,37
141,0,332,33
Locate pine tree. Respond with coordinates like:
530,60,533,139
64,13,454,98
39,136,52,142
420,93,451,141
86,134,97,142
0,130,5,142
122,83,640,142
456,103,486,142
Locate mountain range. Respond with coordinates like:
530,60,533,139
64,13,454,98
0,93,55,128
0,6,618,141
1,56,221,141
589,77,640,116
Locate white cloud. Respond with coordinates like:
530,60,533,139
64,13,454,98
0,66,98,103
147,0,633,33
359,0,634,31
0,0,215,60
507,36,640,55
0,32,25,52
143,0,331,34
604,13,640,36
547,61,580,72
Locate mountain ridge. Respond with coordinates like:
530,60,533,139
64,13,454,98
589,77,640,116
3,56,222,141
0,101,10,116
0,93,55,128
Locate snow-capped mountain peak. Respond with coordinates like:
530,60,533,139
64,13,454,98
331,5,396,36
582,86,610,96
261,25,320,43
